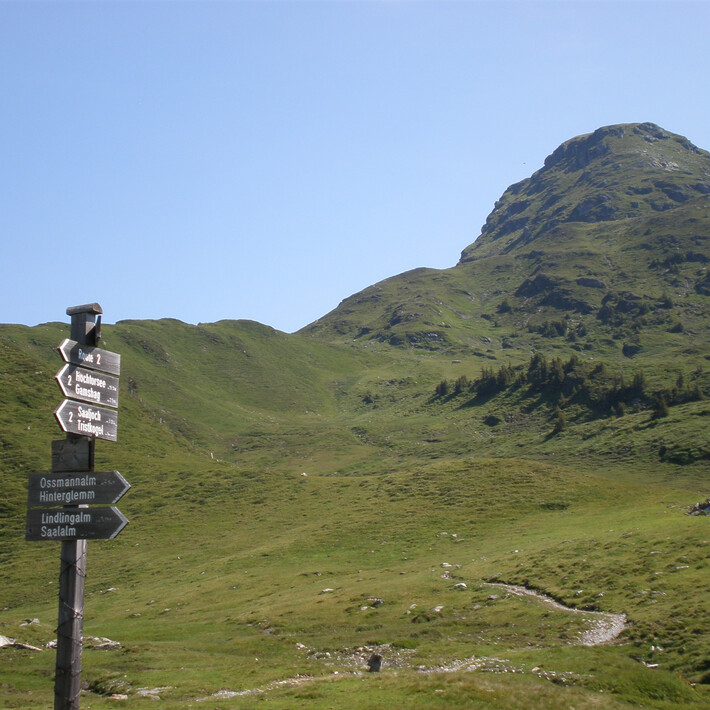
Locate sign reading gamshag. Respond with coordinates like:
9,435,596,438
56,364,119,408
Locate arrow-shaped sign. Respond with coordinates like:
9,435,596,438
26,506,129,541
55,400,118,442
56,365,119,408
27,471,130,507
58,339,121,376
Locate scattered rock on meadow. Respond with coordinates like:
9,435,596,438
136,686,171,699
86,636,121,650
688,498,710,515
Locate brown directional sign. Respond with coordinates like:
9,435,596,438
56,365,119,408
58,339,121,376
27,471,130,507
55,400,118,442
26,507,129,541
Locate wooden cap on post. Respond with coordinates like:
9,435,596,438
66,303,102,345
66,303,103,316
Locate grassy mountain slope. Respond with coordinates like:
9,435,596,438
301,123,710,367
2,123,710,708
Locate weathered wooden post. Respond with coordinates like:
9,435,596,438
25,303,128,710
54,304,99,710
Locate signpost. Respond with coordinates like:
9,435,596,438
25,303,128,710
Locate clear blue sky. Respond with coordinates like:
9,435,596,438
2,1,709,332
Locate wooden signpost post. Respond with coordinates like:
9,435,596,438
25,304,128,710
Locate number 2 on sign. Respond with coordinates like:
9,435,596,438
68,411,73,423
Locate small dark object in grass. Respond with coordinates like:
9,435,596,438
368,653,382,672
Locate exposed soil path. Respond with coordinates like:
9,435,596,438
484,582,626,646
195,584,627,702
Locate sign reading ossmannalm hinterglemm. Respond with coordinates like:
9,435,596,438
27,471,130,506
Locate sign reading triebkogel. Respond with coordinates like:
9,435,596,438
55,400,118,441
58,339,121,376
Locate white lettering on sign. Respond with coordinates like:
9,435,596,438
40,489,95,503
41,525,76,538
75,384,101,402
78,406,101,422
38,474,98,501
40,474,97,489
78,348,94,364
77,420,105,436
75,370,106,388
73,404,107,436
41,510,92,525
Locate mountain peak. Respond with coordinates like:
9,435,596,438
460,122,710,262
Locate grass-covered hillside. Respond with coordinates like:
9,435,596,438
1,123,709,709
302,123,710,363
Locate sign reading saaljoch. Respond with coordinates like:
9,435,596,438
55,399,118,441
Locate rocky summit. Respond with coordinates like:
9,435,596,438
302,122,710,354
459,122,710,261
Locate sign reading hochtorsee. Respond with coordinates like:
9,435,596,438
56,364,119,408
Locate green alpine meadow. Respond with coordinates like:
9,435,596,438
1,122,709,708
